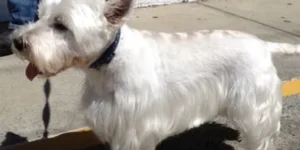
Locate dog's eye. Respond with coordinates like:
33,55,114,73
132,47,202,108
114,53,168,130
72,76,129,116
53,22,68,31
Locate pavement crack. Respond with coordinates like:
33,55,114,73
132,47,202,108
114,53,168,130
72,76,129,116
197,2,300,39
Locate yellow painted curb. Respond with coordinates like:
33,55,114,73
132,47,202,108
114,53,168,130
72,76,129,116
282,79,300,97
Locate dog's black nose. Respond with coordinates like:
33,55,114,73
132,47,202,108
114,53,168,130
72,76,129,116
13,37,26,52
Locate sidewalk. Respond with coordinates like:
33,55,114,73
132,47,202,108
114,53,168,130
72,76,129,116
1,2,300,150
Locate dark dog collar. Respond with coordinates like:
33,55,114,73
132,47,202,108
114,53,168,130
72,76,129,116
89,29,121,69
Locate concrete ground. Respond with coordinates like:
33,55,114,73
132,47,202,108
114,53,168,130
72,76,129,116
1,0,300,149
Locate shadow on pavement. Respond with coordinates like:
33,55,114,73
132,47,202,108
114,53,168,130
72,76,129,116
1,132,29,147
84,122,240,150
0,122,240,150
0,79,52,149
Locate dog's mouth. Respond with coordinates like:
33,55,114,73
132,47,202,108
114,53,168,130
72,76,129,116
25,63,42,81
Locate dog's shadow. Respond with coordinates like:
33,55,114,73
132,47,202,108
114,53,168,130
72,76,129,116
155,122,240,150
85,122,240,150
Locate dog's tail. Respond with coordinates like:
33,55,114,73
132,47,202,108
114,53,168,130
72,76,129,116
267,42,300,55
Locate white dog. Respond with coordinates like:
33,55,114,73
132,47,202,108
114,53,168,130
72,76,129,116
11,0,300,149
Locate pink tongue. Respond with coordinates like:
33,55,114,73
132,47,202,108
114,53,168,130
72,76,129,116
25,63,39,81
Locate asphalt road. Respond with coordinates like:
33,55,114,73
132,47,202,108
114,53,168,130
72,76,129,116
1,1,300,149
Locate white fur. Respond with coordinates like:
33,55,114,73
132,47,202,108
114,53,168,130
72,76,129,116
11,0,300,149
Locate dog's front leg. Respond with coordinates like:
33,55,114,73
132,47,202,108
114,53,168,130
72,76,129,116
110,131,157,150
111,142,156,150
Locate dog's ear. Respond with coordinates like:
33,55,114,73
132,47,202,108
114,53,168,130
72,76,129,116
104,0,135,25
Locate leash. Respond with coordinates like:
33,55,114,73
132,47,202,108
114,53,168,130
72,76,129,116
42,79,51,139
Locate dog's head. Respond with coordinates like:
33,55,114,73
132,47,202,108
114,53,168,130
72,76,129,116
11,0,134,80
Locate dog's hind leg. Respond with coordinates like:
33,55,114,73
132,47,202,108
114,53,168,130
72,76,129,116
226,74,282,150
